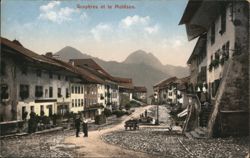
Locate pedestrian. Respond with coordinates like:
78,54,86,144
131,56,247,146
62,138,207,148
75,115,81,137
82,119,88,137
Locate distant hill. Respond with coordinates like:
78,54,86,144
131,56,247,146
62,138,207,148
55,47,189,94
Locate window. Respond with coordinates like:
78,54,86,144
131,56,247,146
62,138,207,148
40,105,44,116
1,84,9,100
36,69,42,77
58,75,61,80
30,106,34,112
66,88,69,98
81,86,83,94
45,89,48,98
211,22,215,45
49,87,53,98
75,87,78,94
169,92,172,96
58,88,62,98
84,98,87,106
212,79,221,97
72,86,74,94
215,51,220,60
20,84,29,100
81,99,83,106
225,41,230,58
163,94,167,99
35,86,43,98
78,99,80,107
49,72,53,79
1,62,6,76
21,65,27,75
220,6,226,35
75,99,77,107
78,87,80,94
72,99,74,107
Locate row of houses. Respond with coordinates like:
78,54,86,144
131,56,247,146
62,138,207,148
178,0,249,137
0,37,147,122
154,0,249,138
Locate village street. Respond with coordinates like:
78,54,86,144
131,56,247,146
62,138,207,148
1,105,249,158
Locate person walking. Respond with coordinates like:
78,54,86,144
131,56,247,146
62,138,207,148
82,119,88,137
75,115,81,137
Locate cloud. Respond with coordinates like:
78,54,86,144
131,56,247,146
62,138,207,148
120,15,150,28
144,25,159,34
90,23,113,41
80,12,88,21
39,1,78,24
40,1,60,12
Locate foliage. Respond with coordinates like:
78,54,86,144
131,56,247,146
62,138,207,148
209,59,220,72
112,110,128,118
125,103,131,110
129,100,141,107
95,114,106,125
103,108,112,117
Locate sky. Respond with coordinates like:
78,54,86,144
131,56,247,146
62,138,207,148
1,0,197,66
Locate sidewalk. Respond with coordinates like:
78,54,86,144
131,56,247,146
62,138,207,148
0,126,63,139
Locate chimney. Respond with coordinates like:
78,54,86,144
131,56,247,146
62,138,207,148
45,52,53,58
12,39,23,47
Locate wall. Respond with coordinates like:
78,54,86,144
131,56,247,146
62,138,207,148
0,55,18,121
16,66,70,119
97,84,106,107
207,4,235,86
207,2,249,137
70,83,84,113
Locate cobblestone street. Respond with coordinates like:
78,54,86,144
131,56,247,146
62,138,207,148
103,128,249,158
0,130,77,158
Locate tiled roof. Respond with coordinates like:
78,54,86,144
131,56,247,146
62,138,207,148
153,77,178,88
70,59,134,88
44,56,105,84
1,37,59,66
177,76,190,91
134,86,147,93
69,59,113,79
113,76,134,89
1,37,104,84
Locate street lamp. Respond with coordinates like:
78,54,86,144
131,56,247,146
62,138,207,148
154,94,159,125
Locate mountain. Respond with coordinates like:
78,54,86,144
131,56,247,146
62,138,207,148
55,46,93,61
55,47,189,94
123,50,163,70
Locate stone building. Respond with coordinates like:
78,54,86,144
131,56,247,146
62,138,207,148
69,59,122,111
179,0,249,137
153,77,178,104
133,86,147,102
0,37,79,121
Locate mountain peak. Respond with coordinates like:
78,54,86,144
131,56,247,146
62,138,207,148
55,46,93,62
123,50,162,68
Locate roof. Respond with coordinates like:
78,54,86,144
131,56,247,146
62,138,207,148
1,37,104,84
177,76,190,91
179,0,223,40
179,0,203,25
113,76,134,90
134,86,147,93
70,59,113,79
70,59,134,88
44,56,105,84
153,77,178,89
1,37,59,66
187,33,207,64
